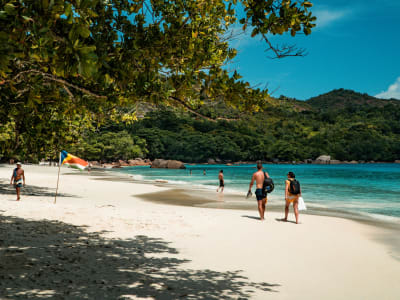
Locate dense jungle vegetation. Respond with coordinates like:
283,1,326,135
70,89,400,163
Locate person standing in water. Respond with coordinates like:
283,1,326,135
10,162,25,201
248,161,270,220
283,171,301,224
216,170,224,193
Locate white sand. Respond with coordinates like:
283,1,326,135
0,164,399,299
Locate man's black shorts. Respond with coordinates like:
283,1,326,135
255,188,266,201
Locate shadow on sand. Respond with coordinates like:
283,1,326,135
0,215,280,299
275,218,297,224
241,215,263,221
0,180,74,198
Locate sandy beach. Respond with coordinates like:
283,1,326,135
0,164,399,299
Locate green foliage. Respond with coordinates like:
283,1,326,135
70,131,147,162
0,0,315,161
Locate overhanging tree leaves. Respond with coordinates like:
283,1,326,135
0,0,315,160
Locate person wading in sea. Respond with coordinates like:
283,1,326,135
216,170,224,193
10,162,25,201
248,162,270,220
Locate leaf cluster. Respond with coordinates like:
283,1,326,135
0,0,315,160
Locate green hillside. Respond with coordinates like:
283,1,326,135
3,89,399,163
67,89,400,163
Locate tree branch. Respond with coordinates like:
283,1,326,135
2,69,107,99
261,33,307,59
63,85,75,100
169,96,237,122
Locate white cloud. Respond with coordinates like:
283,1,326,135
375,77,400,100
314,9,350,28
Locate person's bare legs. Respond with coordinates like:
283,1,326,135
293,201,299,224
257,200,265,220
16,186,20,201
284,202,290,221
262,198,266,218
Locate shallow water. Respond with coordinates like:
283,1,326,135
117,163,400,222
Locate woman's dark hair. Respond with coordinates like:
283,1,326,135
287,171,295,178
220,170,223,173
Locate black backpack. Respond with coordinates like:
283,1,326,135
263,172,274,193
289,179,301,195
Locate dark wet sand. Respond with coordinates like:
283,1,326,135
136,188,393,222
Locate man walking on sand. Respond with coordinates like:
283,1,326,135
216,170,224,193
10,162,25,201
248,162,270,220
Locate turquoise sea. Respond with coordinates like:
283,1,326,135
117,164,400,222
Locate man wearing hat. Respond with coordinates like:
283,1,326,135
10,162,25,201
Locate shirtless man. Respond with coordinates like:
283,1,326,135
10,162,25,201
248,162,270,220
216,170,224,193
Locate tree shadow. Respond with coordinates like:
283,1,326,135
0,215,280,299
0,180,74,198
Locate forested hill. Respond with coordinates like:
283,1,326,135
304,89,400,111
3,89,399,163
65,89,400,164
274,89,400,113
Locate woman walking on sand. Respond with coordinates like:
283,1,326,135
283,171,301,224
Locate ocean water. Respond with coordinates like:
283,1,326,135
117,163,400,221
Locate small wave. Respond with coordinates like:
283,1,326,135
130,174,144,181
156,179,189,185
190,183,219,191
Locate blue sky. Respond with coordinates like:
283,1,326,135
228,0,400,100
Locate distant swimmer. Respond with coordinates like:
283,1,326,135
248,161,270,220
216,170,224,193
10,162,25,201
203,169,206,176
283,171,301,224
